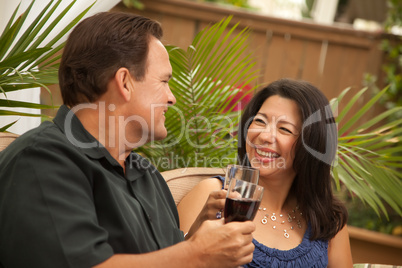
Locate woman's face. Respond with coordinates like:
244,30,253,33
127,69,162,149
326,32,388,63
246,95,301,180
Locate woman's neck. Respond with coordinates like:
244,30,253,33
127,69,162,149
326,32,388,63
258,175,296,212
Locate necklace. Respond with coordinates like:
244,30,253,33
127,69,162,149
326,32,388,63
258,205,302,239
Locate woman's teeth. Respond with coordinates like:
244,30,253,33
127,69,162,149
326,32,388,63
256,148,279,158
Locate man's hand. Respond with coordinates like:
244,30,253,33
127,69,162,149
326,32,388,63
186,219,255,268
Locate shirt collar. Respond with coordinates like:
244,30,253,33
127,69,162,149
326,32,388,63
53,105,153,178
53,105,112,161
125,152,156,182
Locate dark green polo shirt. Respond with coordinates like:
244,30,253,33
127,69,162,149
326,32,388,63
0,105,184,268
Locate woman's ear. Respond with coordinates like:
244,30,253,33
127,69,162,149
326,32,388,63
115,67,132,102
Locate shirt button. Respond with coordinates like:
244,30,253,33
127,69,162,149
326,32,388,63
147,214,152,222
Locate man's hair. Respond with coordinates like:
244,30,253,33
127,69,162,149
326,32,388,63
59,12,163,106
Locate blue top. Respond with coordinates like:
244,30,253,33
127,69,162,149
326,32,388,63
214,176,328,268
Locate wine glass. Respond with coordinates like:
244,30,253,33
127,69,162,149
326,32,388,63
224,179,264,224
224,164,259,190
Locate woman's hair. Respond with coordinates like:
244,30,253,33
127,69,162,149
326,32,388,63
59,12,163,107
238,78,348,240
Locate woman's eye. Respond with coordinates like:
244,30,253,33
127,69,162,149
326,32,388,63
254,118,266,124
279,127,292,134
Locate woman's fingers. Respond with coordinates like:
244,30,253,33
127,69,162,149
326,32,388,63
205,190,227,219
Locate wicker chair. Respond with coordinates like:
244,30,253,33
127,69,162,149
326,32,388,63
353,264,402,268
0,132,19,152
161,167,225,206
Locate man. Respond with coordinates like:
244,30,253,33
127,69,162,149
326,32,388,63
0,12,255,267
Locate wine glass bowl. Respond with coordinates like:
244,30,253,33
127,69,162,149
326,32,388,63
224,179,264,224
224,164,259,190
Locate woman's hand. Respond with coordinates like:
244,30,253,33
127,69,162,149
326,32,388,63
177,178,225,238
186,189,227,239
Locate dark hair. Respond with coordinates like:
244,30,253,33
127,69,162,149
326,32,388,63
238,78,348,241
59,12,163,106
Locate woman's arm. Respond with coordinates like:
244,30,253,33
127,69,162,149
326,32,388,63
177,178,224,236
327,225,353,267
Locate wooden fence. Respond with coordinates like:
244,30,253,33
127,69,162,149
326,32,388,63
112,0,396,105
111,1,402,265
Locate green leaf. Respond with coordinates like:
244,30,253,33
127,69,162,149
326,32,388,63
137,16,259,171
0,99,55,109
0,47,51,69
0,2,20,36
0,109,47,117
21,0,77,69
7,1,59,57
338,86,389,136
0,120,18,132
0,17,21,61
0,0,95,131
0,1,35,60
335,84,402,217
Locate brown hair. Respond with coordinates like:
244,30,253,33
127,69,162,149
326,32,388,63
238,78,348,241
59,12,163,106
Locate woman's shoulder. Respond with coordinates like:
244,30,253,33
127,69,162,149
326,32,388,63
210,175,225,184
177,176,223,209
195,176,224,192
327,225,353,267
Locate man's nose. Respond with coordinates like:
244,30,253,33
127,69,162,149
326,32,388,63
167,86,176,106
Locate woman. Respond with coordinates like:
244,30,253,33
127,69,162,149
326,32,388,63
178,78,353,267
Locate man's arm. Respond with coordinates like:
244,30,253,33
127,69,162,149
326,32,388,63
94,219,255,268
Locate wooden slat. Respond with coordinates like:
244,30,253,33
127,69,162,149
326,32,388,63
298,39,323,86
113,0,391,100
114,0,385,48
110,0,396,129
349,226,402,265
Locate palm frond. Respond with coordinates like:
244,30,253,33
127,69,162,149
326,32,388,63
0,120,18,132
0,1,95,131
136,17,259,171
333,86,402,218
137,17,401,219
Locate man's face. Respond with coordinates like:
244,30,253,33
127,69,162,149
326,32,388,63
126,37,176,144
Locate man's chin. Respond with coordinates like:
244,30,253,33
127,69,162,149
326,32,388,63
152,130,168,141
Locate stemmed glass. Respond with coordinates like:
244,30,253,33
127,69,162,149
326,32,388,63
216,165,259,220
224,179,264,223
224,164,259,190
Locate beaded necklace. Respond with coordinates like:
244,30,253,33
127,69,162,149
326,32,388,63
258,205,303,238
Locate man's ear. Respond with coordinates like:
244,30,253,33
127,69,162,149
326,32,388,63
115,67,132,102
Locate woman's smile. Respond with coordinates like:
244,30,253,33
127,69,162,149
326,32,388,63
246,95,301,177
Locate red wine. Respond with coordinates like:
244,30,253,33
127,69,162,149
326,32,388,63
224,197,261,223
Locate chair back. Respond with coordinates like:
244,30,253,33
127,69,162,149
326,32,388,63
161,167,225,206
353,264,402,268
0,132,19,152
